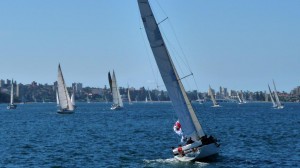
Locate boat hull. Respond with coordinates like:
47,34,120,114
174,143,219,162
7,104,17,110
57,110,74,114
110,105,123,110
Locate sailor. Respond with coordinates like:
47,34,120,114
186,137,194,145
173,120,183,136
177,144,185,157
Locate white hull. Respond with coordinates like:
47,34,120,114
212,104,221,108
174,142,219,162
274,105,284,109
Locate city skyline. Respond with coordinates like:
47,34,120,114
0,0,299,92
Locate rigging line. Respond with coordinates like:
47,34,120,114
154,0,196,93
139,28,160,90
161,31,193,91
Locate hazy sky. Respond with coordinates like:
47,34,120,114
0,0,299,92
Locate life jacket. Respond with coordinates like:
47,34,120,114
174,121,181,130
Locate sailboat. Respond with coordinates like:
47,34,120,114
148,89,152,103
127,87,132,104
56,64,74,114
268,84,276,108
108,71,123,110
145,96,148,103
272,80,284,109
236,91,243,104
209,85,220,107
138,0,220,161
7,80,17,109
240,91,246,103
196,92,203,104
86,95,91,103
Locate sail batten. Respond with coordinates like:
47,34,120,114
138,0,204,139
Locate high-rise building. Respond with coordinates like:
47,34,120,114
0,79,5,87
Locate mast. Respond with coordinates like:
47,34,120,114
138,0,205,139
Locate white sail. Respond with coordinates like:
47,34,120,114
71,93,75,106
108,71,123,108
145,96,148,102
268,84,276,107
209,85,219,107
272,80,283,108
138,0,204,139
10,81,14,105
56,90,59,106
127,87,132,104
57,64,74,111
236,91,242,104
148,89,152,102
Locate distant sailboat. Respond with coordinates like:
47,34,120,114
148,89,152,103
268,84,277,108
240,91,246,103
56,64,74,114
272,80,284,109
196,92,202,104
138,0,219,161
86,95,91,103
108,71,123,110
209,85,220,107
236,91,243,104
145,96,148,103
7,80,17,109
128,87,132,104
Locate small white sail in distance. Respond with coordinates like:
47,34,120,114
57,64,74,112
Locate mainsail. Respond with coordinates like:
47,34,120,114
108,71,123,107
138,0,204,139
128,87,132,104
268,84,276,107
237,91,242,104
57,64,74,111
209,85,218,106
10,81,14,105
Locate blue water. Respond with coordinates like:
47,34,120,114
0,102,299,167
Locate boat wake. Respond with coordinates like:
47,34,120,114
143,158,209,166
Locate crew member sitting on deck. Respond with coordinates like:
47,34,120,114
186,137,194,145
177,144,185,157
